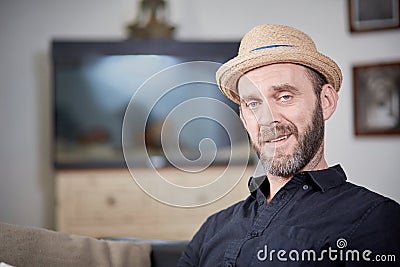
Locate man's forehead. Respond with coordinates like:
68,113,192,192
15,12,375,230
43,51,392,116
240,63,308,80
237,64,309,95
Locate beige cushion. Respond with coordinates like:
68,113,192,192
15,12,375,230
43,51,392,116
0,222,151,267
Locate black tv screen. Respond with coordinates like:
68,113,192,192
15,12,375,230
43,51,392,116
52,39,250,169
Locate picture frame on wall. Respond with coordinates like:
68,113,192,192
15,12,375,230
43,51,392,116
353,61,400,135
348,0,400,32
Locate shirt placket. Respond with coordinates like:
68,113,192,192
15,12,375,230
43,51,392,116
222,180,301,267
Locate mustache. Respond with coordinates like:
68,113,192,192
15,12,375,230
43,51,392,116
259,124,298,143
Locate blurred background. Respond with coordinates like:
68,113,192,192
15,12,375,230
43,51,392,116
0,0,399,231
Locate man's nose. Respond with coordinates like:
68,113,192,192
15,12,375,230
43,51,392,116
255,101,281,126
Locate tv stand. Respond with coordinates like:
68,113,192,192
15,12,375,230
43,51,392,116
55,165,253,240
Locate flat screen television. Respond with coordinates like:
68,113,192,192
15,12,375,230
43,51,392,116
52,39,250,169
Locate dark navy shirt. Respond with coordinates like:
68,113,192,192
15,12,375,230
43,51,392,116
178,165,400,266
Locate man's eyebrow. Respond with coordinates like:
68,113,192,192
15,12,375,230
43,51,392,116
271,84,300,94
239,94,264,104
238,83,300,102
237,87,263,102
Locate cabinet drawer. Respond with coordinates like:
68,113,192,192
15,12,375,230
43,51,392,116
56,167,253,239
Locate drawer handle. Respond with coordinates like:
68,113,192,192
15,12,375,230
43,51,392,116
106,196,116,206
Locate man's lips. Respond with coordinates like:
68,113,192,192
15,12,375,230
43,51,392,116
268,135,289,143
264,134,291,143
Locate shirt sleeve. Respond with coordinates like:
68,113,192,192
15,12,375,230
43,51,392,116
177,217,212,267
345,199,400,266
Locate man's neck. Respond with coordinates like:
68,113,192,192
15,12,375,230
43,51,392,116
265,175,291,203
265,152,328,203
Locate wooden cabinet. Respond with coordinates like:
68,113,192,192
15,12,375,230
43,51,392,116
56,166,254,240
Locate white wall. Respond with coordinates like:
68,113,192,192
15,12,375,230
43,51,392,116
0,0,399,229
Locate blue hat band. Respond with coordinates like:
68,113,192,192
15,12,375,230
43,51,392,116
250,44,293,52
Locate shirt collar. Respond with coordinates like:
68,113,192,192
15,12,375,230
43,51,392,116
305,164,347,192
248,164,347,197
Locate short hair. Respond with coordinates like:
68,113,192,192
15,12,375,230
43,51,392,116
304,66,328,99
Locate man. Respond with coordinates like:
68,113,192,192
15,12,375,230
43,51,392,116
178,24,400,266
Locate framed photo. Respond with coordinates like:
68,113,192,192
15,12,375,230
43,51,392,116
353,62,400,135
348,0,400,32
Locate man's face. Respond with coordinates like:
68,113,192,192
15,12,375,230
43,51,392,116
238,63,324,177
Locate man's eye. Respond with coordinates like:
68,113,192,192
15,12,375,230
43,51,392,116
247,101,259,108
279,95,292,102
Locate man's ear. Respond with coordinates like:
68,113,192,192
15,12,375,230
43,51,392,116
320,84,338,121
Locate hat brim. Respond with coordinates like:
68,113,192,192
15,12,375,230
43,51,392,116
216,47,342,103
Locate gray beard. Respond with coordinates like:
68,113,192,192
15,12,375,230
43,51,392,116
255,102,324,177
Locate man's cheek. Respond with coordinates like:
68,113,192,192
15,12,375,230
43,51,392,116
247,124,260,145
243,117,257,137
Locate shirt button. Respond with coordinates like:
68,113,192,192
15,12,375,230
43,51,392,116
251,231,259,238
281,193,286,199
226,264,233,267
259,200,264,206
302,184,309,190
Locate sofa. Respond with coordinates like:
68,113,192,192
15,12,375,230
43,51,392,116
0,222,188,267
107,237,189,267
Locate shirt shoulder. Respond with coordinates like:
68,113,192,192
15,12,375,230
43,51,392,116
200,194,255,237
343,184,400,259
342,181,399,207
177,196,255,266
340,181,400,235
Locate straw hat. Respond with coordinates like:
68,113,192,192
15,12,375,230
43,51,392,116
216,24,343,103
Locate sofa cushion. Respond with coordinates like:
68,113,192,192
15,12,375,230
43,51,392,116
105,237,188,267
0,222,151,267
